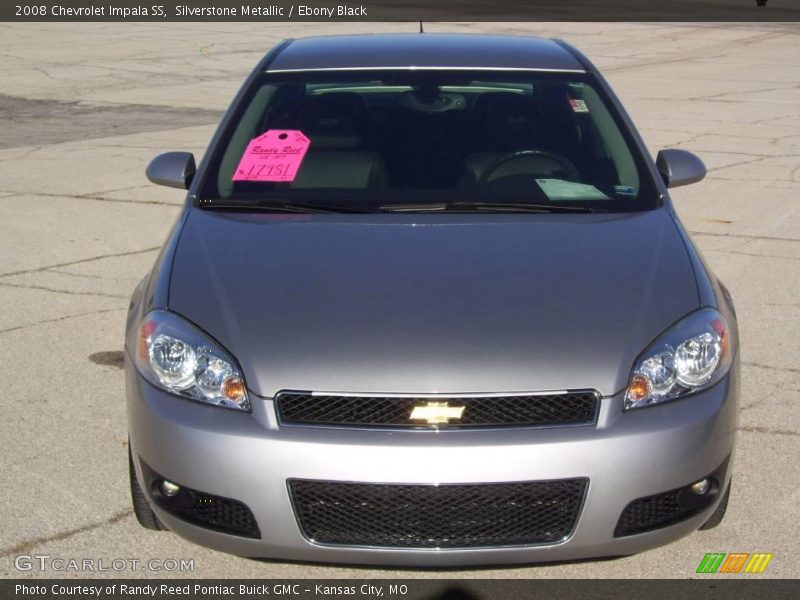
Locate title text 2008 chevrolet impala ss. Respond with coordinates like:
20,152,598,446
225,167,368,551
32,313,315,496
125,34,738,566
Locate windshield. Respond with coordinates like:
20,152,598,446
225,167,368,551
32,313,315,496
199,70,657,212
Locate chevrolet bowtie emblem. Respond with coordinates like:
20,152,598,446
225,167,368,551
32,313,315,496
409,401,465,425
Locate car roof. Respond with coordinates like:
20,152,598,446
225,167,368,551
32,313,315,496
265,34,586,74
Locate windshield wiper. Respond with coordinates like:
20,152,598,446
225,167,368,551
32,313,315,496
460,202,605,213
200,199,369,214
380,202,604,214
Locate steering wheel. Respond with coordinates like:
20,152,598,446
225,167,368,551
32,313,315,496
479,149,580,186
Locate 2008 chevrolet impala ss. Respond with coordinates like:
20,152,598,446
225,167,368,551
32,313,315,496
125,34,739,566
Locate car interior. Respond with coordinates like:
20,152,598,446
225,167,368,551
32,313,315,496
217,77,642,204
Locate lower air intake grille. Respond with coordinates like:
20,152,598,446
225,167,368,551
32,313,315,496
614,482,719,537
172,491,260,538
276,391,599,429
289,479,587,548
141,460,260,538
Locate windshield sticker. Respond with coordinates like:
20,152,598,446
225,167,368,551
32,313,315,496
535,178,609,201
232,130,311,182
569,98,589,113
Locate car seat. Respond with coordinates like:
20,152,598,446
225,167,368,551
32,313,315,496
290,94,387,189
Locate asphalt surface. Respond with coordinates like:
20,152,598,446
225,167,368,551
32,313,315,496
0,22,798,580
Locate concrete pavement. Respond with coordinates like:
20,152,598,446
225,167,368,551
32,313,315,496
0,22,798,579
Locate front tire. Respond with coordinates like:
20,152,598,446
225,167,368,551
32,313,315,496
129,446,166,531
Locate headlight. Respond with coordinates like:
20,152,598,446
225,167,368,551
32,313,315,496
135,310,250,412
624,308,732,411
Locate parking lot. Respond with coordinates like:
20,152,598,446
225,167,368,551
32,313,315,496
0,21,798,579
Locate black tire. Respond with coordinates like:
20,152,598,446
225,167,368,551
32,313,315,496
699,481,731,530
129,446,166,531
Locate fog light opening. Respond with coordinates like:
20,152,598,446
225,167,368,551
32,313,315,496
691,478,711,496
160,480,181,497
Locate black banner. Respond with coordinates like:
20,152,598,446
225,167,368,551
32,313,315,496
2,0,800,22
3,580,800,600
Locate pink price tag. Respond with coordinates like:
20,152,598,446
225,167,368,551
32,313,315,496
232,130,311,182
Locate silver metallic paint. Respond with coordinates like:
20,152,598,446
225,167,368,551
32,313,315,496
167,209,699,398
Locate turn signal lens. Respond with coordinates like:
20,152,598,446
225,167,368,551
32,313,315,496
712,318,728,360
138,320,156,363
222,376,247,404
627,374,651,403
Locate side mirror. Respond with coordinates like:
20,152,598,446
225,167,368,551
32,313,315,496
146,152,196,189
656,149,706,189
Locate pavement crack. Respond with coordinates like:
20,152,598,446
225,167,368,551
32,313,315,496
708,249,800,262
0,281,128,299
689,83,800,102
81,185,150,196
744,362,800,375
0,307,126,335
706,156,773,173
602,31,782,74
47,268,120,280
0,510,134,558
705,175,797,184
737,425,800,438
0,189,178,207
80,194,176,206
0,246,159,279
700,237,754,253
688,231,799,244
739,301,800,309
33,66,55,81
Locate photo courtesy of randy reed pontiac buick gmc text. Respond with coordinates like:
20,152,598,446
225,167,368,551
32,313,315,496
126,33,739,566
14,583,361,597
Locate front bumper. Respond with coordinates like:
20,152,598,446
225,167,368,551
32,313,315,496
126,358,738,566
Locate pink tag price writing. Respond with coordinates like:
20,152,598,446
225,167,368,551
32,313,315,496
232,130,311,182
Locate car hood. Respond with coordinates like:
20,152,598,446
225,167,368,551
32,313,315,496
169,209,698,398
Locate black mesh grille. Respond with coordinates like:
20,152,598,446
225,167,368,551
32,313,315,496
276,391,598,428
141,460,260,538
174,491,260,538
615,485,716,537
289,479,587,548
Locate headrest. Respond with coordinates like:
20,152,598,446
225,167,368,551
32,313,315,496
472,92,546,150
297,94,366,151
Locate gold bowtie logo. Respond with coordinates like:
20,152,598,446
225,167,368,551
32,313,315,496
409,401,465,425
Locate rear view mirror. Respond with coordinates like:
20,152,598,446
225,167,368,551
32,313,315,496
146,152,196,189
656,149,706,189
